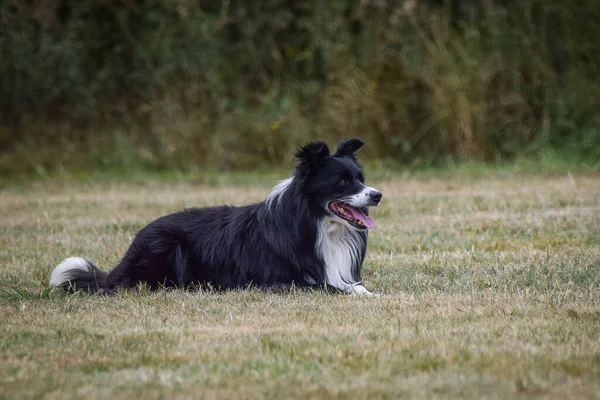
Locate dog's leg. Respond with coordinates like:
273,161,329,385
348,283,379,297
174,243,187,288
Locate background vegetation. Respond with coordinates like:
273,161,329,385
1,0,599,175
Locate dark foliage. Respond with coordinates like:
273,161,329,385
1,0,598,173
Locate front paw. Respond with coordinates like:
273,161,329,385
349,284,379,297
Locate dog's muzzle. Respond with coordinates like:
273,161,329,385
367,189,382,206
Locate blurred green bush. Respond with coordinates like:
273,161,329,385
1,0,598,174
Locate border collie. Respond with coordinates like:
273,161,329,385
49,138,382,295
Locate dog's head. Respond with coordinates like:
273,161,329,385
296,138,382,230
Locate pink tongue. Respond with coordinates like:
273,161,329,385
348,206,375,229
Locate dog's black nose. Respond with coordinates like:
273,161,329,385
369,190,382,203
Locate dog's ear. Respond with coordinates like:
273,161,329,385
334,138,364,158
296,141,330,169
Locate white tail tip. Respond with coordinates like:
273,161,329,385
49,257,89,287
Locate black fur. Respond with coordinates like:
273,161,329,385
50,138,382,294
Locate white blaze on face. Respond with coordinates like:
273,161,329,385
343,185,380,208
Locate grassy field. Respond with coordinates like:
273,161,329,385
1,169,599,399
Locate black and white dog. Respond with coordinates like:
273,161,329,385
49,138,382,295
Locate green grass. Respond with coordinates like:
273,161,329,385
1,169,599,399
2,146,598,190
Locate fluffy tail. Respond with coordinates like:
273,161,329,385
49,257,108,293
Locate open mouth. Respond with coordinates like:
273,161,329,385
328,201,375,230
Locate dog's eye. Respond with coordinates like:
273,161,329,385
339,179,349,186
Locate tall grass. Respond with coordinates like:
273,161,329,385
1,0,598,175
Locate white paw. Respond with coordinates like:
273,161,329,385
349,284,379,297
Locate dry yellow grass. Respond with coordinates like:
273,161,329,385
0,172,599,399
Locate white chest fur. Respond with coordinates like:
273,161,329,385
315,217,373,295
